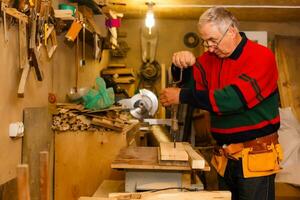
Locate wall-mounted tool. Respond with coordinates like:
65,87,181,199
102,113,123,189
106,9,123,49
18,0,43,97
80,22,86,66
1,2,9,43
44,24,57,58
183,32,199,48
65,19,83,42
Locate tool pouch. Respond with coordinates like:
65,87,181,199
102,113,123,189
211,149,228,177
242,143,283,178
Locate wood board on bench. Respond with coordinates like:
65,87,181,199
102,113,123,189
111,146,210,171
111,147,191,171
159,142,209,170
80,191,231,200
159,142,189,161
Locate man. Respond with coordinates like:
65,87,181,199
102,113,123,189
160,7,283,200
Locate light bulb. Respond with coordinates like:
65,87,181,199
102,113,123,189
145,2,155,34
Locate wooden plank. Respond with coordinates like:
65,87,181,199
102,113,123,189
54,129,133,200
5,7,28,23
159,63,166,119
109,191,231,200
182,142,205,169
17,164,31,200
157,148,189,167
23,107,53,200
113,76,135,84
45,25,58,58
91,118,123,132
39,151,50,200
19,20,28,69
17,64,30,97
93,180,124,197
101,68,135,76
111,147,191,171
54,9,74,20
159,142,189,161
108,63,126,68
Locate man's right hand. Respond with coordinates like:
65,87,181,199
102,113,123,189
172,51,196,68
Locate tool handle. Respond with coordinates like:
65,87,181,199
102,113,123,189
172,67,183,85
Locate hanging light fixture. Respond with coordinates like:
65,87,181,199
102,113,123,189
145,2,155,34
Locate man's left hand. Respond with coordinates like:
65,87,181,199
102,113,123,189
160,87,181,107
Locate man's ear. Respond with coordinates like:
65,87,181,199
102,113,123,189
228,26,237,38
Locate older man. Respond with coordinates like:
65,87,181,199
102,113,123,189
160,7,283,200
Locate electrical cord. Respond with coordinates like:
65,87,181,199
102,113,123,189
148,187,201,193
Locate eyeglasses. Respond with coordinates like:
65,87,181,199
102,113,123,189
201,22,233,48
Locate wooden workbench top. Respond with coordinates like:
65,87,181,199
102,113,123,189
111,146,207,171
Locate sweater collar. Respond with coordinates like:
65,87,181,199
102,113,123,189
228,32,247,60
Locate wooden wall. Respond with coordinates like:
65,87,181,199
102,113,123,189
0,23,52,185
0,24,108,187
275,35,300,121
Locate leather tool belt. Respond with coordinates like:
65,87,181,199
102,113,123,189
214,132,279,160
211,132,283,178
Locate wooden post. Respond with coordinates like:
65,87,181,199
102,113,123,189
40,151,50,200
160,63,166,119
17,164,31,200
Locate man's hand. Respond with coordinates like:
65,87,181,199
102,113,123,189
160,87,181,107
172,51,196,68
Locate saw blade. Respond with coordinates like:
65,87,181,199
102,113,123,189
118,89,158,119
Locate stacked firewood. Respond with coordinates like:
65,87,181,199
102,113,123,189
52,103,132,132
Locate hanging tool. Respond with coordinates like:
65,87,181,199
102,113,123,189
81,22,86,66
1,2,8,43
171,68,183,148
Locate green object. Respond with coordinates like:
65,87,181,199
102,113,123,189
58,3,76,16
82,77,115,110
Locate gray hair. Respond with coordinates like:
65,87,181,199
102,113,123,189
198,7,239,33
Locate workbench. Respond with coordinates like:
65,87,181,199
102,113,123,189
54,122,139,200
111,146,210,192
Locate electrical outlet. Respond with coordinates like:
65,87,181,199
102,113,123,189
9,122,24,138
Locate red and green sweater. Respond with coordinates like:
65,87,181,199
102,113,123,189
178,33,280,145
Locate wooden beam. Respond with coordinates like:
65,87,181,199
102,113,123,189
182,142,205,169
108,63,126,68
109,191,231,200
101,68,135,76
111,147,191,171
160,63,166,119
5,7,28,23
91,118,123,132
45,25,58,58
19,20,28,69
17,63,30,97
17,164,31,200
40,151,50,200
113,76,135,84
